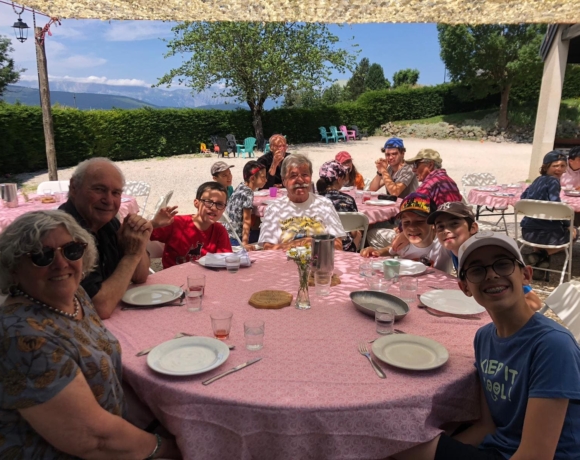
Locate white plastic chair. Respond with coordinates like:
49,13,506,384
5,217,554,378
124,181,151,216
514,199,574,286
363,178,372,191
540,281,580,342
148,190,174,219
37,180,69,194
338,212,369,252
146,241,165,273
462,173,510,234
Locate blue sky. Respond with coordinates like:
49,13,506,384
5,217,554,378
0,10,446,92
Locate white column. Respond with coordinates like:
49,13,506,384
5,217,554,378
528,25,570,181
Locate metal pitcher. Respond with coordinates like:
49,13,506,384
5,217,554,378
0,183,18,208
311,234,335,273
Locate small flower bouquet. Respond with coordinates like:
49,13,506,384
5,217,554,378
287,246,312,310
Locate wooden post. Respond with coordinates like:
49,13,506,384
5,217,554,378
35,26,58,181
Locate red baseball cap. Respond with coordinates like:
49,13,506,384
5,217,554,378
335,151,352,164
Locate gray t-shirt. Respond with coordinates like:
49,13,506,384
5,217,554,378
224,182,254,242
387,163,418,198
0,287,125,459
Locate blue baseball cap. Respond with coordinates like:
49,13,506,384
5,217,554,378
383,137,404,149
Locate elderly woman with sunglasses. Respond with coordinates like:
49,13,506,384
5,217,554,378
0,211,180,459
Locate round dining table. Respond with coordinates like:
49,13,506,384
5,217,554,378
467,186,580,212
0,195,139,233
105,251,489,459
253,191,401,225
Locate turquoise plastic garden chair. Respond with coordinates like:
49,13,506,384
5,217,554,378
319,127,336,143
237,137,257,158
330,126,345,142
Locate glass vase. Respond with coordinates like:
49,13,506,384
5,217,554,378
295,263,311,310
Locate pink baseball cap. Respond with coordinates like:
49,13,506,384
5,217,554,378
335,151,352,164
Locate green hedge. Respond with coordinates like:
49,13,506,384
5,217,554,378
0,83,502,174
510,64,580,104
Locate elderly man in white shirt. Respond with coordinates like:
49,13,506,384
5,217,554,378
259,154,346,250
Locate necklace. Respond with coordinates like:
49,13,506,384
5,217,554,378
13,289,80,319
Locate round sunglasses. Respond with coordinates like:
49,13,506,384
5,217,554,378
26,241,88,267
460,257,524,284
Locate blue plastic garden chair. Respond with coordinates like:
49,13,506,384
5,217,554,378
237,137,257,158
319,127,336,143
330,126,346,142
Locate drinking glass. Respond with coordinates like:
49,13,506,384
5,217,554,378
211,311,233,340
368,277,391,292
375,307,395,335
269,187,278,198
363,191,371,203
314,270,332,296
244,319,264,351
359,262,374,278
355,191,364,205
383,259,400,282
186,275,205,312
399,277,418,303
225,255,241,274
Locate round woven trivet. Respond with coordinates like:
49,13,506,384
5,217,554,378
308,273,341,287
249,290,293,309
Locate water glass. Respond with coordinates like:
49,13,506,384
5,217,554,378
363,191,371,203
210,311,233,340
225,255,241,274
269,187,278,197
244,319,264,351
375,307,395,335
368,277,391,292
186,275,205,312
355,191,364,205
359,262,374,278
314,270,332,296
399,277,418,303
383,259,400,281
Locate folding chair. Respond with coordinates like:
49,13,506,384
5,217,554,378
123,181,151,216
514,199,574,286
462,173,510,234
146,241,165,273
539,281,580,342
37,180,70,194
338,212,369,252
148,190,174,220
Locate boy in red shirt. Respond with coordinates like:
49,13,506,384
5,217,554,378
150,182,232,268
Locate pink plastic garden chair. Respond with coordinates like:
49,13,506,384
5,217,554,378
339,125,356,141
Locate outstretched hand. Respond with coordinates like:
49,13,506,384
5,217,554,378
151,206,179,229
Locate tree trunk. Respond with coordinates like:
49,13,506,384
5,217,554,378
498,84,511,132
248,100,265,150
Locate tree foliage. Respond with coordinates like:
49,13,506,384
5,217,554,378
156,22,357,146
392,68,420,88
366,63,390,91
0,36,22,96
344,57,370,100
437,24,546,129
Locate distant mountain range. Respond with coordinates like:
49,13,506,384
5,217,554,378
1,79,277,110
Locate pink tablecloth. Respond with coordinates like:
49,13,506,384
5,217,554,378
253,193,401,225
104,251,489,459
468,187,580,212
0,196,139,233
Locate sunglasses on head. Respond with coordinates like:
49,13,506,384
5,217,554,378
27,241,88,267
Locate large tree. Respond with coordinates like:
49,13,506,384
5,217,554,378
392,68,419,88
344,57,370,100
366,63,390,91
437,24,546,130
157,22,356,146
0,36,22,96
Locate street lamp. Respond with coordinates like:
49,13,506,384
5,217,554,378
12,17,30,43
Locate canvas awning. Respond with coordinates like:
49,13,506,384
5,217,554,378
16,0,580,23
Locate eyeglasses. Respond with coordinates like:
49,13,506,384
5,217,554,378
412,160,428,169
460,257,524,283
27,241,88,267
199,199,226,210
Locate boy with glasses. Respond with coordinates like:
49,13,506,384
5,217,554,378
393,232,580,460
150,182,232,268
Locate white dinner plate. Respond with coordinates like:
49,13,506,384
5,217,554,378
475,187,499,192
340,186,354,191
372,334,449,370
147,336,230,376
565,190,580,197
365,200,397,206
122,284,183,306
398,259,427,276
197,254,252,268
254,190,270,196
261,200,278,205
420,290,486,315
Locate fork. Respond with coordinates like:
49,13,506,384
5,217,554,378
136,332,191,356
368,329,406,342
357,342,386,379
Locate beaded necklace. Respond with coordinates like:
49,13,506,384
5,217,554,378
13,289,80,319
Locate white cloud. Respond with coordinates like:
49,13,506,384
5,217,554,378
19,74,151,88
57,55,107,69
103,21,174,42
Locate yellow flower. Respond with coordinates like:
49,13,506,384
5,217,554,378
17,335,46,353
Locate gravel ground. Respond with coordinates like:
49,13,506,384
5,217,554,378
15,136,579,297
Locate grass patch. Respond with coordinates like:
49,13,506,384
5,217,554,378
392,109,497,126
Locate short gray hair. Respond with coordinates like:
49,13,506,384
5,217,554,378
0,211,98,293
281,154,313,180
70,157,125,189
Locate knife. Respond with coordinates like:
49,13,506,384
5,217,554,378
202,358,262,385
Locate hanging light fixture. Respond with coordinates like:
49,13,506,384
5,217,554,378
11,3,29,43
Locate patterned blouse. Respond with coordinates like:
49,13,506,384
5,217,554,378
0,287,124,459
